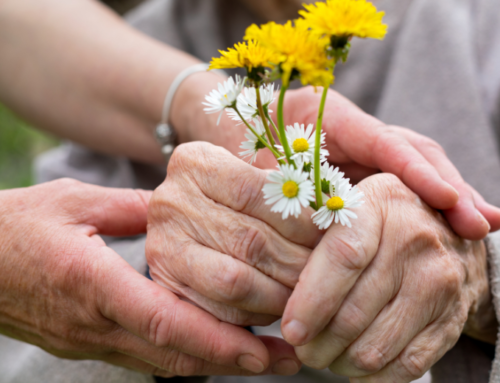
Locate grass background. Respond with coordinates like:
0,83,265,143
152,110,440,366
0,104,58,190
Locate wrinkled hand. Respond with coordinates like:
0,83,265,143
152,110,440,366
146,142,320,329
281,87,500,240
281,173,496,382
0,179,299,377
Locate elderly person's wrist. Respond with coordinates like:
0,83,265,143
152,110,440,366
463,237,500,344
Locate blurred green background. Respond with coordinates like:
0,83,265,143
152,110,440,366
0,104,58,190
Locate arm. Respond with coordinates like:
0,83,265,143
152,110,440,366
0,0,229,164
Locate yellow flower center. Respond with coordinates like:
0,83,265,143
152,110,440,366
282,181,299,198
293,138,309,153
326,196,344,211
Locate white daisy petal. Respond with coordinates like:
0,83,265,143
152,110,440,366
312,177,364,230
262,164,315,220
203,75,246,125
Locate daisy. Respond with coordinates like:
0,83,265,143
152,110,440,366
262,164,315,219
276,123,329,163
311,162,345,194
239,119,267,164
202,75,246,125
312,179,364,229
227,83,276,123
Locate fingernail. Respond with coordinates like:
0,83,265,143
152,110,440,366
477,208,491,232
237,354,265,373
283,320,308,345
272,359,300,375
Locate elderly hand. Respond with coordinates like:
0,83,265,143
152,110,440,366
281,173,496,382
0,179,299,377
146,142,321,328
281,87,500,240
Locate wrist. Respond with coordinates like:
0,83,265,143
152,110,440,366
170,70,228,143
463,240,498,344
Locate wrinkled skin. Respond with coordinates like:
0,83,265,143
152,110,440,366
147,142,496,382
281,174,496,382
0,179,301,377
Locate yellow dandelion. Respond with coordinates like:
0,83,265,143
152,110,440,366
244,21,334,87
299,0,387,40
209,40,281,72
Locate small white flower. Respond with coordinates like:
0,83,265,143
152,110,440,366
276,123,329,163
227,83,276,123
239,119,267,164
312,179,364,229
262,164,315,219
311,162,345,193
202,75,246,125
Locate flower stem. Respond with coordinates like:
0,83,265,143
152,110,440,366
265,110,281,139
234,107,285,164
277,85,296,168
255,86,276,148
314,86,329,207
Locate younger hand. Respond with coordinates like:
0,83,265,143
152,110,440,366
0,179,299,377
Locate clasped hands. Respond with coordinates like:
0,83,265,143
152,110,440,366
147,90,499,382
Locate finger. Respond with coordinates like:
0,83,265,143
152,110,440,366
400,129,492,239
349,320,459,383
106,331,301,377
96,248,272,373
167,142,321,248
442,186,490,240
103,352,175,378
314,91,460,210
329,247,459,378
329,294,434,377
295,256,398,369
59,179,152,236
150,239,292,318
470,187,500,231
281,195,382,346
155,185,312,288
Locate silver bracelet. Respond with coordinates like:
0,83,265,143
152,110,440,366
155,63,210,163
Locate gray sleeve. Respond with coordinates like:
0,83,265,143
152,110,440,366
485,231,500,382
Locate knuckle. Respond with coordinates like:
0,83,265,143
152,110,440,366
426,255,464,299
231,225,267,267
297,346,331,370
145,303,178,348
398,353,428,380
416,135,445,154
324,234,370,273
167,142,199,172
215,263,253,304
166,352,205,376
232,169,267,212
349,345,388,374
331,301,370,342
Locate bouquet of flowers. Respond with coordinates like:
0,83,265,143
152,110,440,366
203,0,387,230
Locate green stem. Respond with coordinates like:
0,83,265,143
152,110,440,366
255,86,276,149
234,107,285,164
277,85,296,168
265,110,281,140
314,86,329,207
